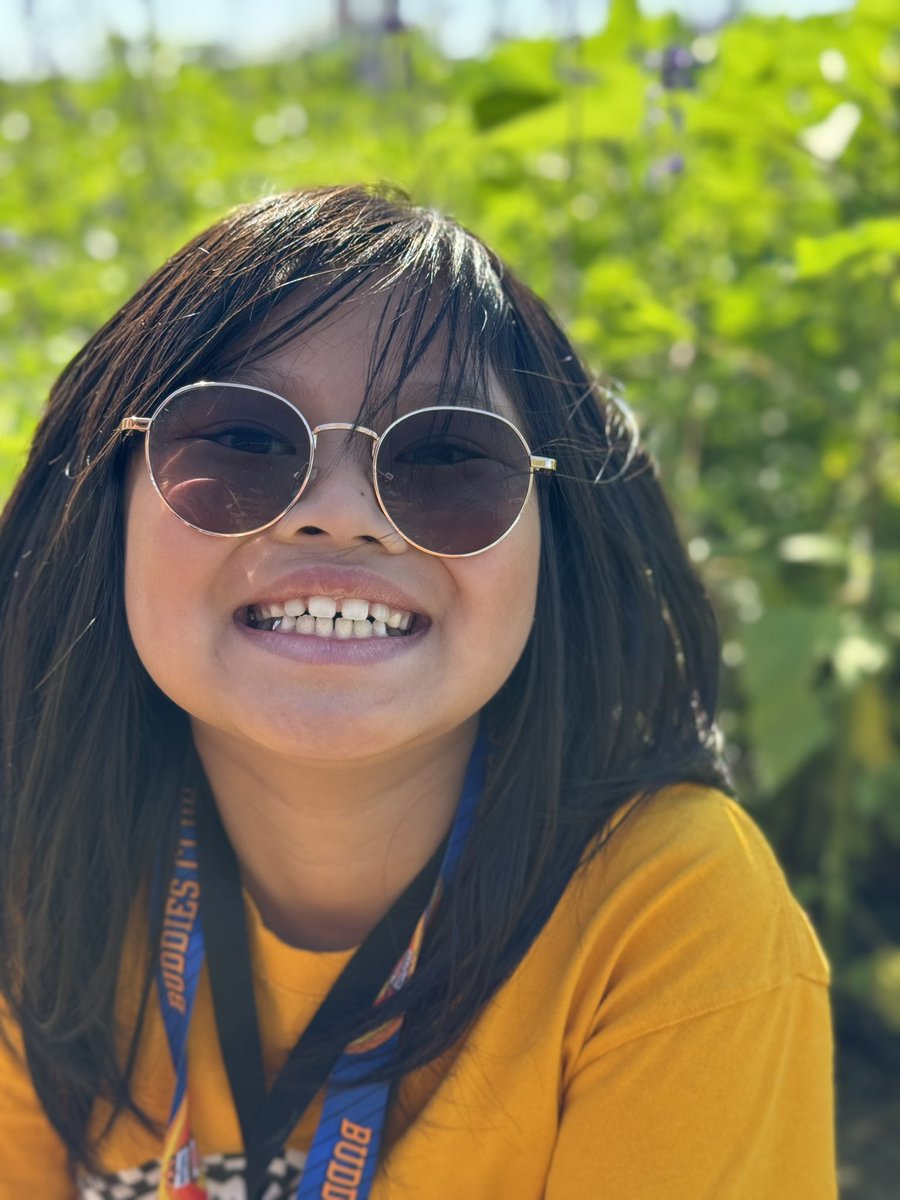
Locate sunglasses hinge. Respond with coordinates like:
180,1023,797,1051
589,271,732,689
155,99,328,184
531,455,557,472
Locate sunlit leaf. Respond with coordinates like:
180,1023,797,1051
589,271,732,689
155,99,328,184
481,64,644,148
778,533,847,565
834,633,891,689
795,217,900,278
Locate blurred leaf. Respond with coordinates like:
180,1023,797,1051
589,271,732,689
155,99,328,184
795,217,900,278
778,533,847,565
740,608,842,791
850,676,896,769
799,102,862,162
482,63,644,148
594,0,641,55
844,946,900,1031
0,434,28,500
471,87,559,131
833,633,891,689
873,947,900,1031
856,0,900,27
582,257,693,342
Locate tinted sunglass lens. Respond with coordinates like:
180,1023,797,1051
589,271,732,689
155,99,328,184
148,385,311,534
376,409,532,555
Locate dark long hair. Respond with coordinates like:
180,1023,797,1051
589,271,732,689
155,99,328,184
0,185,729,1172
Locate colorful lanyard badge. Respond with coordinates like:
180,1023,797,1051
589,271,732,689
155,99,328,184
154,732,487,1200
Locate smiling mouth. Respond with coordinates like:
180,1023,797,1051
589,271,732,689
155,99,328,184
242,596,419,639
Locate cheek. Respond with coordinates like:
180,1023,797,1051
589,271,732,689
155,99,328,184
507,489,541,588
125,470,170,619
465,495,541,659
510,501,541,640
123,471,214,676
124,480,175,678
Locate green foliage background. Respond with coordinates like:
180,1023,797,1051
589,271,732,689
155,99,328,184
1,0,898,1040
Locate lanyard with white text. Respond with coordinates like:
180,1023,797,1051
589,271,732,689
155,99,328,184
154,731,487,1200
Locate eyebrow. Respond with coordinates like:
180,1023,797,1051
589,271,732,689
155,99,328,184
225,365,309,403
225,365,498,414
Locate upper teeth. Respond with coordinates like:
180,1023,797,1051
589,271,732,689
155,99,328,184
257,596,413,630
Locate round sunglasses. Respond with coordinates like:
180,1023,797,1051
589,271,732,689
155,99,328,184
119,382,557,557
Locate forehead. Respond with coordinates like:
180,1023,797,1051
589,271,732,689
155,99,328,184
221,283,517,426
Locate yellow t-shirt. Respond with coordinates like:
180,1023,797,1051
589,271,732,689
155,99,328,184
0,785,836,1198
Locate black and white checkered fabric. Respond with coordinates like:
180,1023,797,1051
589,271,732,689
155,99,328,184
78,1148,306,1200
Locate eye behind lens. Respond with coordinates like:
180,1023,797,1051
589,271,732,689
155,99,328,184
148,384,313,535
376,408,532,555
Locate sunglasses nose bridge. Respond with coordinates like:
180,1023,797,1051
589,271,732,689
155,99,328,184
310,421,379,442
271,422,405,552
306,421,379,486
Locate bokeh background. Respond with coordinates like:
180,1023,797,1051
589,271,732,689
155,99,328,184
2,0,898,1191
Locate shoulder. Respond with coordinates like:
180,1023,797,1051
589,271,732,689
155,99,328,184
579,783,829,984
529,790,838,1198
525,784,830,1058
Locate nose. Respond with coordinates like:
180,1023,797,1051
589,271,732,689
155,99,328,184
265,426,408,554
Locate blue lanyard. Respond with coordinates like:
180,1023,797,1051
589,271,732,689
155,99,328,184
154,732,487,1200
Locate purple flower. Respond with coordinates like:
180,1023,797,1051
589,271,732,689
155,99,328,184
661,45,696,91
646,153,687,188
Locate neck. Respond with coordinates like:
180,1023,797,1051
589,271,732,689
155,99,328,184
190,720,480,951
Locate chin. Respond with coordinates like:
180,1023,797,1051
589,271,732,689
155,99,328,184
212,711,420,765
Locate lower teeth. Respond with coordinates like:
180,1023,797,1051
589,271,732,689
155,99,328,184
255,615,409,638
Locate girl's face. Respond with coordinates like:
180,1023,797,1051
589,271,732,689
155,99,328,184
123,292,542,765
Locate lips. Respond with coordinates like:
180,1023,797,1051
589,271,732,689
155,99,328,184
234,565,431,646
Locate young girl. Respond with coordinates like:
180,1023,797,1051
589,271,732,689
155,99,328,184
0,186,835,1198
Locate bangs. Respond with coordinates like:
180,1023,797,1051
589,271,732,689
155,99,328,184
205,195,512,455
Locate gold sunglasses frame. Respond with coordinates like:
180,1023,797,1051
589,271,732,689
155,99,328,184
120,381,557,558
